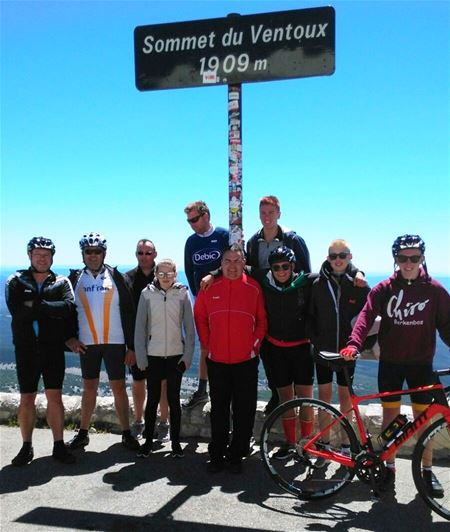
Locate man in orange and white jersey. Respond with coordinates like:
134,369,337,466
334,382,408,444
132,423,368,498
65,232,139,452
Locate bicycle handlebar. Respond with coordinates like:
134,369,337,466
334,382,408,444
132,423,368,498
318,351,360,362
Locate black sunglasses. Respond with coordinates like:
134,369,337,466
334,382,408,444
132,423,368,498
272,263,291,272
84,249,103,255
328,252,349,260
187,213,204,224
396,255,421,263
137,251,153,256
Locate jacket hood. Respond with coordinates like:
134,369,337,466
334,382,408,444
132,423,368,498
263,271,307,293
390,267,430,287
319,260,355,283
150,280,187,293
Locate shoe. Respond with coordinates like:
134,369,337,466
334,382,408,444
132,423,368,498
314,441,331,468
131,421,145,440
137,440,153,458
171,442,184,458
66,431,89,449
53,446,76,464
272,444,295,460
122,432,140,451
182,391,208,409
157,420,170,442
380,467,396,491
229,459,242,474
11,445,34,467
264,395,279,416
314,457,330,469
422,470,444,498
207,459,225,473
340,444,351,457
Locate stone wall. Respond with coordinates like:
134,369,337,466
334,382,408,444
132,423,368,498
0,392,420,457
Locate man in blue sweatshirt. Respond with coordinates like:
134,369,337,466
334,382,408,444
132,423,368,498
183,200,229,409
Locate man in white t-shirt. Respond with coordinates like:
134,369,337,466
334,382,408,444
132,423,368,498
65,232,139,451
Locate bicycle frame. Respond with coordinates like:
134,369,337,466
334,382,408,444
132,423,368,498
303,365,450,467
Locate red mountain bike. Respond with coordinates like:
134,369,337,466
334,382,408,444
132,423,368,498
260,351,450,520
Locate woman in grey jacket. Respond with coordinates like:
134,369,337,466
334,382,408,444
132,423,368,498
134,259,195,458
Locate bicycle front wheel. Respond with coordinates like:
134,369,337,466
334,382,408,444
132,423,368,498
412,417,450,521
260,398,359,500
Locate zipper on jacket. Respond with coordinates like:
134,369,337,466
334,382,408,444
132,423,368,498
326,278,341,352
164,293,168,356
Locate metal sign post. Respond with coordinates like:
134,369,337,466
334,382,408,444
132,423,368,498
134,7,335,244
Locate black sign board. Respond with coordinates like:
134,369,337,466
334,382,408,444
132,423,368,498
134,7,335,91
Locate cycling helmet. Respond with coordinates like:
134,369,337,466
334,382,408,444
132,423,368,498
392,234,425,257
27,236,55,255
79,232,107,250
268,246,296,266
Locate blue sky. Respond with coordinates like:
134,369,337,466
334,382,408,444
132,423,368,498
1,0,449,275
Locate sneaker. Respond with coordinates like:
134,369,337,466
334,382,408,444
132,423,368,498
422,469,444,498
380,467,396,491
340,445,351,457
207,459,225,473
182,391,208,410
53,446,76,464
171,442,184,458
66,431,89,450
137,440,153,458
122,432,140,451
314,456,330,469
131,421,145,440
272,444,295,460
11,445,34,467
157,420,170,442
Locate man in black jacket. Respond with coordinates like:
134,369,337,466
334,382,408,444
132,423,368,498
5,237,76,466
65,232,139,451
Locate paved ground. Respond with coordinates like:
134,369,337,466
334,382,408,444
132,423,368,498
0,426,447,531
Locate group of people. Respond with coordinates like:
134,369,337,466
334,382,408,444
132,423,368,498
5,196,450,493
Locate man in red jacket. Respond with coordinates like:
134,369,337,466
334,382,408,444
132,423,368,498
194,244,267,474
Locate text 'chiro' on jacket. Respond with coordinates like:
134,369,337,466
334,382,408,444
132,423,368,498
134,282,195,370
194,273,267,364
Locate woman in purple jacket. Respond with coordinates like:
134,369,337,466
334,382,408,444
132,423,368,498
341,234,450,496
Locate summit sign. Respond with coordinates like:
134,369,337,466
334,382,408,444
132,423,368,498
134,7,335,91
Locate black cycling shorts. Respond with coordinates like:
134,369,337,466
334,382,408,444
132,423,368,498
378,361,434,405
315,359,355,386
80,344,126,381
265,342,314,388
15,345,65,394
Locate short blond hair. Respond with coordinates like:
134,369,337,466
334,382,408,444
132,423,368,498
156,259,176,272
328,239,351,254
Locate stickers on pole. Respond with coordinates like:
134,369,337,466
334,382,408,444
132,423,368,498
228,86,243,246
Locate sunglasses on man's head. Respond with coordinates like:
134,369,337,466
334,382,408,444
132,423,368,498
137,251,153,256
396,255,421,263
328,252,349,260
187,213,204,224
84,249,103,255
271,263,291,272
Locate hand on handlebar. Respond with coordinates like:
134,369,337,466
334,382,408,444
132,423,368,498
340,347,358,360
